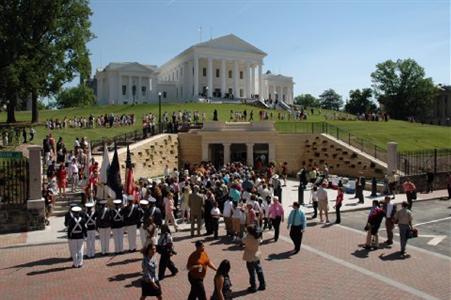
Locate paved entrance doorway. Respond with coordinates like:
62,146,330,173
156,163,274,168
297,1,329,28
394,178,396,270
209,144,224,169
230,143,247,164
254,143,269,169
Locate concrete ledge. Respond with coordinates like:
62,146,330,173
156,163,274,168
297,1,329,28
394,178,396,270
27,198,45,210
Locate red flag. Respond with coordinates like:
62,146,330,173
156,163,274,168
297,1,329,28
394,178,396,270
125,145,136,196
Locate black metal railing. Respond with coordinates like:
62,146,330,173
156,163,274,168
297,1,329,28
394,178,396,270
0,158,29,206
398,148,451,175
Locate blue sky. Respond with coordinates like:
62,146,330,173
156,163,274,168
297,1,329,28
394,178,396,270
87,0,450,99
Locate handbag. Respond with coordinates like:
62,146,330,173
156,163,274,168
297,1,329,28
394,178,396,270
408,228,418,239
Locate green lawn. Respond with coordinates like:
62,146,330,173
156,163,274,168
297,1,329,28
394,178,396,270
0,104,449,152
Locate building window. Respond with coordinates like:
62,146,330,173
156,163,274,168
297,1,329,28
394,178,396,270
283,94,286,101
240,89,243,97
228,70,232,78
216,69,220,78
240,71,243,79
203,68,207,77
141,86,146,96
122,85,126,96
163,91,167,98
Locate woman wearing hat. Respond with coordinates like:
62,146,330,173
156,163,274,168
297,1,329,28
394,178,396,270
67,206,87,268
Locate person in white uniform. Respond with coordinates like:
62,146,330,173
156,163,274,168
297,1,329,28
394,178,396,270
96,200,112,255
84,202,97,258
122,195,140,252
110,199,124,254
67,206,87,268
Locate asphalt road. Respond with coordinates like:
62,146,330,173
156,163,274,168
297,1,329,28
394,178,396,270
338,198,451,257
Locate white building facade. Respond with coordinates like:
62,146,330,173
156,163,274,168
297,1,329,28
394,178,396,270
95,34,295,105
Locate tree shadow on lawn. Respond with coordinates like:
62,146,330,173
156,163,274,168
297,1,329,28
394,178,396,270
266,250,293,261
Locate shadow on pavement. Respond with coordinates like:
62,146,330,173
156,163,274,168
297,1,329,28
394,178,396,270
27,266,73,276
321,223,335,228
351,248,370,259
4,257,69,270
108,271,141,282
106,258,141,267
266,250,293,261
230,289,251,298
378,252,410,261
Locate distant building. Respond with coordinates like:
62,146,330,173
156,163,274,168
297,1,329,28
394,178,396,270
430,84,450,126
94,34,294,105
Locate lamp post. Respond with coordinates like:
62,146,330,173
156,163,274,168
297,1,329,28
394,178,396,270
158,92,162,132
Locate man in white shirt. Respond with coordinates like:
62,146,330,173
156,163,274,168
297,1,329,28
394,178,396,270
223,198,233,237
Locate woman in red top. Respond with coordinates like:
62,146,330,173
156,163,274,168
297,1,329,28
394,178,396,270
56,164,67,198
334,187,344,224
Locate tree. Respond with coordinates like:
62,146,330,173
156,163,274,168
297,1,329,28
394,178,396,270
294,94,320,108
56,85,95,108
371,59,437,119
318,89,343,111
0,0,93,123
344,88,377,115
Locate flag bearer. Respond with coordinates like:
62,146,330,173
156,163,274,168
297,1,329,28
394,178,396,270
67,206,87,268
111,199,124,254
97,200,112,255
123,195,140,252
84,202,97,258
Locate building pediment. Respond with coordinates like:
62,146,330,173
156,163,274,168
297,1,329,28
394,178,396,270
104,62,157,74
194,34,267,56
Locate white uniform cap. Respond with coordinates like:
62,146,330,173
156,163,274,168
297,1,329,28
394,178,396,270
113,199,122,205
139,199,149,205
148,196,157,203
71,206,82,212
99,200,107,205
85,202,94,208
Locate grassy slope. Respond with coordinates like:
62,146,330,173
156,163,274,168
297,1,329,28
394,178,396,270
0,104,449,152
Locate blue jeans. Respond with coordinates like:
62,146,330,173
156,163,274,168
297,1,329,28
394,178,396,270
246,260,265,289
399,224,410,253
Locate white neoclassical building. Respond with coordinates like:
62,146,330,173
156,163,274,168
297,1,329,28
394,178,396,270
95,34,295,105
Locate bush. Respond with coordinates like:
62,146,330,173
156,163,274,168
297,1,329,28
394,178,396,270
55,85,96,108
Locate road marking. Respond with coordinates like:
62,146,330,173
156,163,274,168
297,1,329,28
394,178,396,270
392,233,447,246
414,216,451,227
278,234,440,300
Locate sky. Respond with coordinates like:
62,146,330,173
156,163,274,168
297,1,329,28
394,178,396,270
86,0,450,100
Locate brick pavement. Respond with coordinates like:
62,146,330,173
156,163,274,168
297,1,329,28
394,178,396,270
1,222,450,300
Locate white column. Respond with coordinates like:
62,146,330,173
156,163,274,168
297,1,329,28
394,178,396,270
97,76,103,103
193,55,199,98
207,57,213,98
221,60,226,98
233,61,239,99
258,64,262,99
251,65,255,97
128,76,132,100
245,62,251,99
246,143,254,166
108,76,115,104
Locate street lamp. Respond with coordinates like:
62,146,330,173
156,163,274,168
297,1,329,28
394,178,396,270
158,92,162,132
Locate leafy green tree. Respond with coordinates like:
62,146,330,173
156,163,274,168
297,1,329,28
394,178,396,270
344,88,377,115
0,0,93,123
318,89,343,111
56,85,96,108
294,94,320,108
371,59,437,119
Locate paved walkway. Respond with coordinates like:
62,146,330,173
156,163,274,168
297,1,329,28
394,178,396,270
1,219,450,299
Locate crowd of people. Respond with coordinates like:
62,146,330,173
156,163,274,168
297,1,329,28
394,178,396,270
45,113,136,130
58,156,420,299
0,126,36,146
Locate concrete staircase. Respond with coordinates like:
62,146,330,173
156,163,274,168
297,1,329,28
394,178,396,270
51,191,83,217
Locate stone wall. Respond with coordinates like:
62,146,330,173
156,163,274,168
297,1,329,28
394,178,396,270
116,134,179,180
178,132,202,167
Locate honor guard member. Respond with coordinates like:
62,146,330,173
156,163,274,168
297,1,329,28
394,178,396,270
111,199,124,254
138,199,149,248
123,195,140,252
84,202,97,258
96,200,112,255
64,203,78,260
148,196,163,227
67,206,87,268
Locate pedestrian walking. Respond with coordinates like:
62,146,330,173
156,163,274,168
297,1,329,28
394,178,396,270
164,192,178,232
382,196,397,245
402,178,416,210
268,196,284,241
138,200,150,248
243,225,266,293
111,199,124,254
96,200,111,255
426,170,434,193
186,240,217,300
388,171,398,199
355,176,365,204
287,202,307,254
317,185,329,223
222,197,233,237
57,164,67,198
334,187,344,224
211,259,232,300
211,201,221,239
189,185,204,237
140,243,162,300
310,185,318,218
157,224,178,280
394,201,413,258
84,202,97,258
363,200,384,249
67,206,87,268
